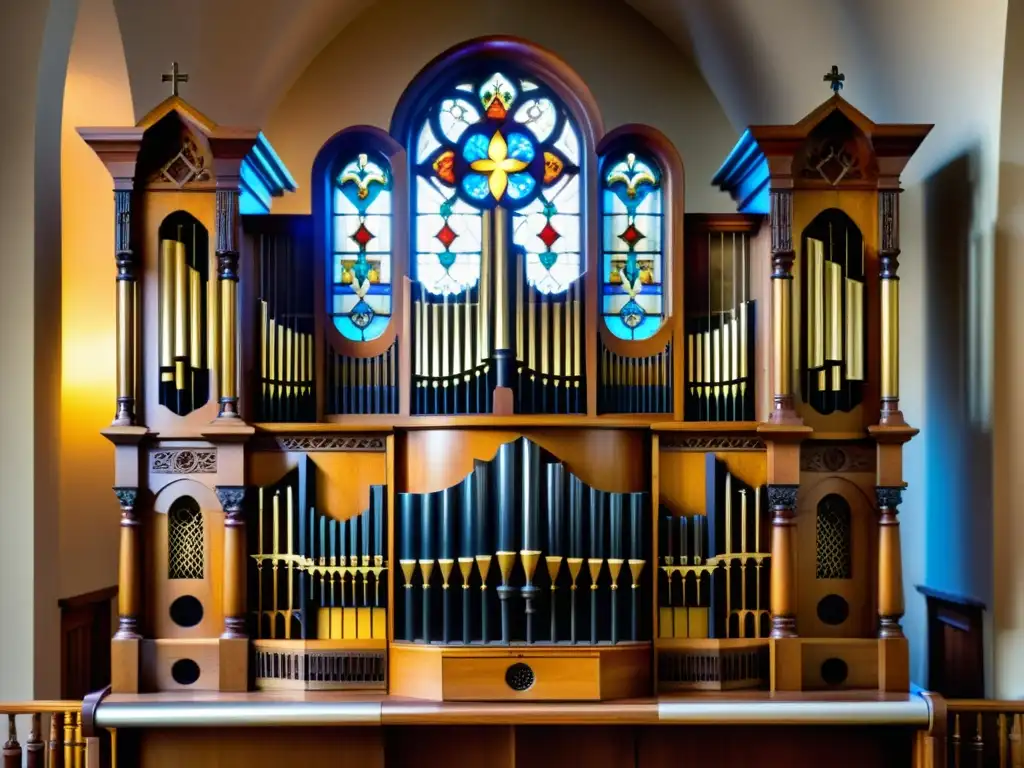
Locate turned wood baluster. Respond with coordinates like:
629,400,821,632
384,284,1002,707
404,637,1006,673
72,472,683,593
47,713,62,768
25,713,42,768
2,715,20,768
953,713,962,768
63,712,74,768
972,713,984,768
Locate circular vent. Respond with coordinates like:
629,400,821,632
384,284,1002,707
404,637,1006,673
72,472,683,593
816,594,850,626
169,595,204,628
820,657,849,686
171,658,201,686
505,662,535,692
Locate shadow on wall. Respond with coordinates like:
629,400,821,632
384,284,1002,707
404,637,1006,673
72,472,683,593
922,149,994,609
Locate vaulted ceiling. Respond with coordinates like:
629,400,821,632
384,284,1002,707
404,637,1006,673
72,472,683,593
113,0,1007,184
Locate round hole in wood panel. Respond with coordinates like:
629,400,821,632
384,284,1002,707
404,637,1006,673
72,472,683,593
505,662,535,692
171,658,201,686
816,594,850,626
169,595,204,628
820,657,849,686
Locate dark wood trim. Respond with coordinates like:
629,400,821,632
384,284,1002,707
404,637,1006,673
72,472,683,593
917,584,985,699
58,585,118,610
915,584,986,610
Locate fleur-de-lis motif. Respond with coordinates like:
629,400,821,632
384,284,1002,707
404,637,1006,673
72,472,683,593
605,153,657,200
339,153,388,200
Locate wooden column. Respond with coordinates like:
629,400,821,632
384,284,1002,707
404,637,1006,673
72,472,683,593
216,486,248,639
877,486,904,639
768,484,798,638
113,189,137,426
878,189,905,426
113,487,141,639
215,188,241,420
769,189,800,424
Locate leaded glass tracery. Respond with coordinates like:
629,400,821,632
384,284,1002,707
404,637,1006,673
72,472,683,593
600,152,665,340
411,70,582,296
332,152,393,341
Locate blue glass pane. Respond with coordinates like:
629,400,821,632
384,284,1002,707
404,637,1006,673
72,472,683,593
507,132,535,163
462,173,490,201
463,134,490,163
506,172,536,201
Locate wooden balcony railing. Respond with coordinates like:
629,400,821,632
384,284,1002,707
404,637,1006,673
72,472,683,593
0,702,90,768
945,700,1024,768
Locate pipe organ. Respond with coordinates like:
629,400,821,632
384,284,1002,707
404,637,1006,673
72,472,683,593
85,58,929,729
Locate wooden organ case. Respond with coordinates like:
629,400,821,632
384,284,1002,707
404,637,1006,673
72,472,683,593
82,56,930,707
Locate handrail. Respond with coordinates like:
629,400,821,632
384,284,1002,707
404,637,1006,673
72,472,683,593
946,699,1024,713
0,701,82,715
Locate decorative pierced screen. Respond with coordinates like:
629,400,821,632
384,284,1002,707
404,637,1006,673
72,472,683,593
168,499,204,580
815,494,851,580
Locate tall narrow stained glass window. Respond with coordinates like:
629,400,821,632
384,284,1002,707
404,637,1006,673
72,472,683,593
331,152,393,341
601,152,665,340
411,72,582,295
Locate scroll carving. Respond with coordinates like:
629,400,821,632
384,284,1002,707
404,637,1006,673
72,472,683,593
151,449,217,474
800,444,875,473
660,435,765,452
253,435,387,453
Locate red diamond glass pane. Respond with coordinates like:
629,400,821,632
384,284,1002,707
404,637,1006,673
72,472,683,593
538,221,561,249
352,223,375,247
436,222,458,250
618,223,645,248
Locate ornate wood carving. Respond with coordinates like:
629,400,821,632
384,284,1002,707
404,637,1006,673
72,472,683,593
876,486,903,509
114,189,133,275
879,190,900,279
215,486,247,514
150,449,217,474
216,189,239,259
770,190,793,268
767,484,799,509
147,130,212,188
799,137,863,185
252,435,387,452
659,435,765,452
800,443,875,473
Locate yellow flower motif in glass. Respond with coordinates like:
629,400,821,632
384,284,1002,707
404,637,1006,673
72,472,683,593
469,131,529,201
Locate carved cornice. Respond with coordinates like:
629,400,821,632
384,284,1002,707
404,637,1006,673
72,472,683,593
252,435,387,452
767,484,799,508
660,435,765,452
151,448,217,474
801,443,875,473
876,486,904,509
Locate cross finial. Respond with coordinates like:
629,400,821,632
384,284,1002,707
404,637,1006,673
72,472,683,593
161,62,189,97
824,65,845,94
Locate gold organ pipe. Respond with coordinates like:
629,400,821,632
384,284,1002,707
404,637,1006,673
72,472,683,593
687,333,695,387
173,241,188,360
220,270,237,407
442,293,450,380
492,207,509,350
207,274,219,388
723,315,731,384
553,301,562,379
739,300,748,379
516,251,524,364
276,321,284,395
432,302,440,380
846,278,865,380
417,297,425,377
565,282,573,378
825,260,842,362
540,299,549,377
572,289,581,376
464,289,473,375
807,238,825,369
480,212,491,363
453,289,462,377
528,290,536,372
188,267,201,369
159,240,175,379
260,301,268,382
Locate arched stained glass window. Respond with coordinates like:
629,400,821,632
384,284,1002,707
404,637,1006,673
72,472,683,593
331,152,393,341
411,71,582,295
600,152,665,340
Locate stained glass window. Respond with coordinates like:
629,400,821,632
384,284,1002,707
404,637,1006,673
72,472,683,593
331,152,393,341
601,152,665,340
411,71,582,295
